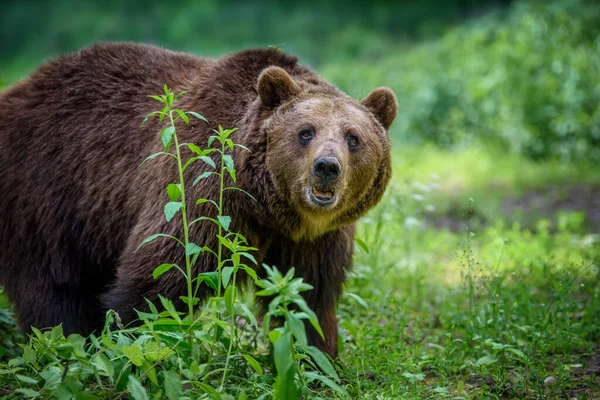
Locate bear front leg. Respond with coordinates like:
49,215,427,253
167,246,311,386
303,283,342,358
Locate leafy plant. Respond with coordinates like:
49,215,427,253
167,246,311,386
257,265,348,399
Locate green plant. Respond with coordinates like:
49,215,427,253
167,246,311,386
256,265,348,399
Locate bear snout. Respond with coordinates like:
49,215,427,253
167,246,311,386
312,156,341,184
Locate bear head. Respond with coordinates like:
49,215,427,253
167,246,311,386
254,66,397,241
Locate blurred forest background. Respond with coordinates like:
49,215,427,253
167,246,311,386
2,0,599,163
2,1,600,398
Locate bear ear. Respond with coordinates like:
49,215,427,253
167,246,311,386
361,87,398,131
258,66,302,108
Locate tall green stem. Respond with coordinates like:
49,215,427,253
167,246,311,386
216,138,226,298
169,110,194,318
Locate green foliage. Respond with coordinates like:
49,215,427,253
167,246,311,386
323,0,600,162
332,147,600,398
0,0,510,84
257,265,347,399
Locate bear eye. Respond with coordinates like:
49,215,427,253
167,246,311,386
347,133,360,150
298,127,314,144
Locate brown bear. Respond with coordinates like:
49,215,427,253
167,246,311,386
0,43,396,358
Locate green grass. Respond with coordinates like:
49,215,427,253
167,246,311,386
333,146,600,399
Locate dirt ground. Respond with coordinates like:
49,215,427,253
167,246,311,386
429,184,600,234
502,185,600,233
569,346,600,399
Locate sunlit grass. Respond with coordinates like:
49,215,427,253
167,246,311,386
334,145,600,399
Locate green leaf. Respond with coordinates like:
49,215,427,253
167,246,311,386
226,167,236,183
137,233,183,250
273,331,300,400
186,111,208,123
163,370,182,400
222,154,234,171
195,198,218,209
180,296,199,306
40,365,62,389
147,95,165,103
273,331,293,377
174,109,189,125
402,371,425,382
235,143,250,151
166,184,181,201
174,90,188,100
144,342,172,362
160,126,176,150
159,106,168,122
344,292,368,309
286,314,307,347
221,127,238,137
304,371,349,397
189,361,206,375
222,266,234,288
294,298,324,340
159,295,182,323
14,388,41,398
141,111,161,126
200,156,216,169
218,215,231,231
164,201,182,222
123,344,145,367
242,265,259,282
135,309,158,321
193,171,213,186
224,285,236,315
144,362,158,386
145,298,159,314
476,355,498,366
189,216,218,227
127,376,149,400
187,143,203,155
196,271,219,290
50,325,64,340
153,263,177,279
243,354,263,376
185,243,202,256
140,151,174,166
239,302,258,327
507,347,528,360
239,252,257,265
91,353,114,379
354,237,370,253
223,186,257,201
273,347,299,400
15,374,38,384
302,346,338,381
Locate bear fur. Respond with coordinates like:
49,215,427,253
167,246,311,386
0,43,396,357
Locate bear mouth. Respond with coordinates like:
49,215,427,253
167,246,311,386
307,186,337,207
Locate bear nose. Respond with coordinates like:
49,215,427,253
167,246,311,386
312,156,341,183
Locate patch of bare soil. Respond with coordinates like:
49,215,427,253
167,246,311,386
568,346,600,399
428,184,600,233
502,184,600,232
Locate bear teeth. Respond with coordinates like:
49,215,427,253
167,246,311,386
312,186,334,200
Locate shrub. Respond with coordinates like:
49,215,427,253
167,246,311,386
323,0,600,162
